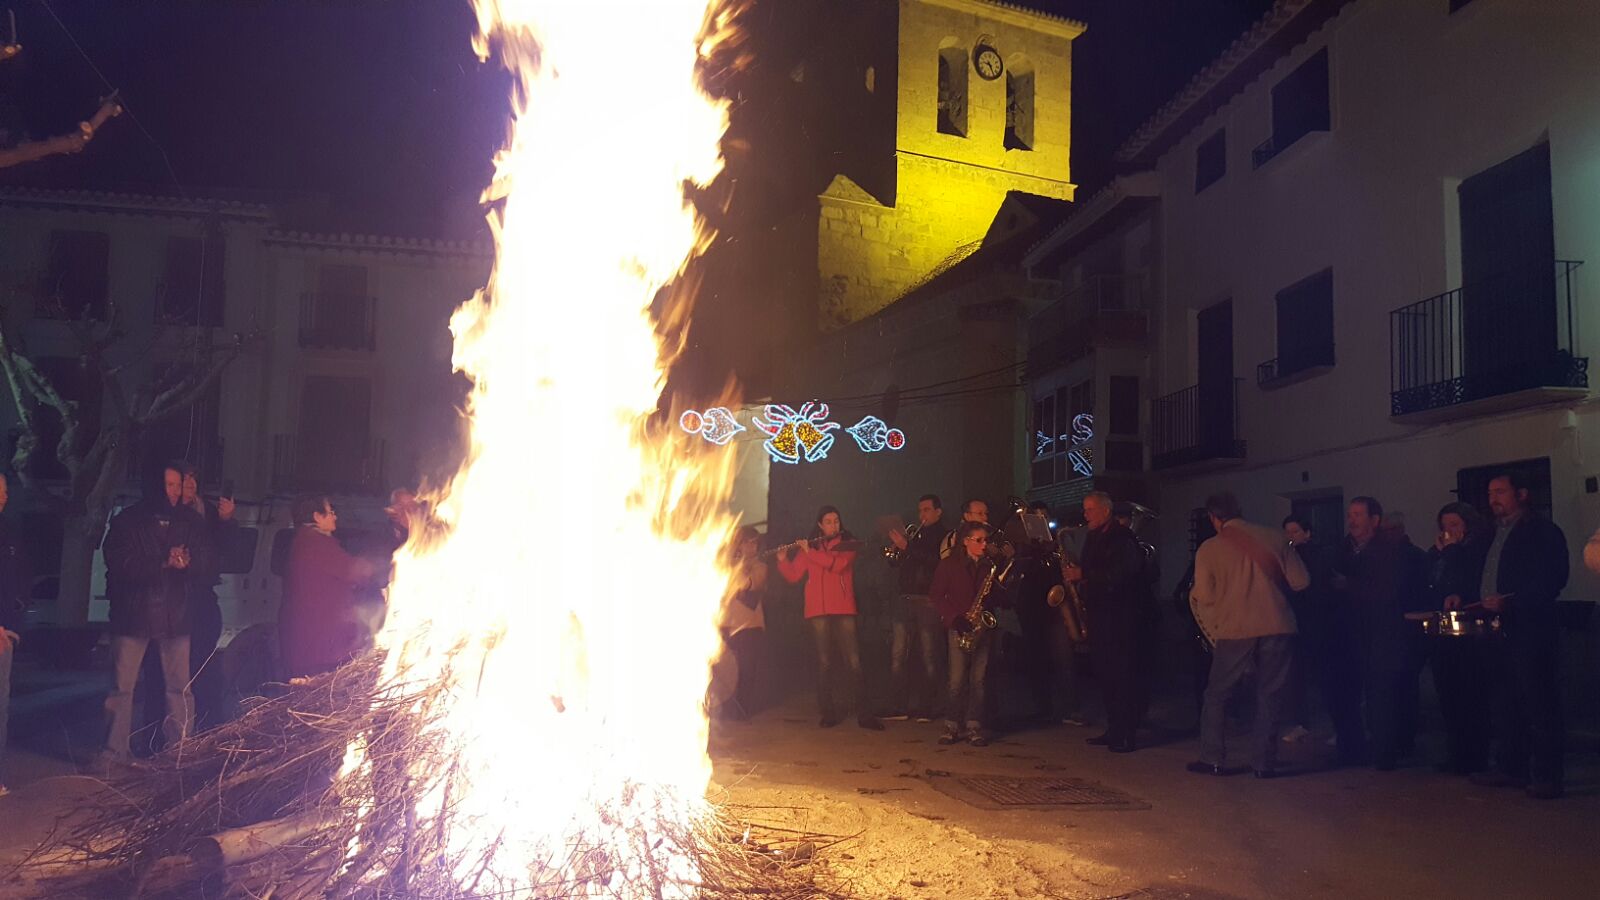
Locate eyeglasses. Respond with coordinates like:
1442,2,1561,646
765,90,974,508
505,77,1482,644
965,536,988,545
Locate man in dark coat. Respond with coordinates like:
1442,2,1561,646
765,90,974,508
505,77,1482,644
102,462,210,757
1065,491,1152,753
884,493,950,721
1469,473,1570,799
1335,496,1415,769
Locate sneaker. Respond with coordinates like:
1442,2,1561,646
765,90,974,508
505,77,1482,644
1085,732,1110,746
818,715,842,729
914,715,935,724
1060,716,1091,727
1280,725,1311,744
857,715,885,731
881,712,910,722
967,732,991,747
937,731,961,745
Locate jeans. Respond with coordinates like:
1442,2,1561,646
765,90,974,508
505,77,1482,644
724,628,768,718
944,628,993,733
808,615,863,719
1200,634,1294,770
0,639,12,784
106,635,193,756
887,595,943,715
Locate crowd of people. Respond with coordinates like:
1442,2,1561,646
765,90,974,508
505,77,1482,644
720,471,1580,800
92,462,410,767
0,459,1582,804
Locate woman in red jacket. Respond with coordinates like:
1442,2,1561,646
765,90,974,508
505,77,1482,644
778,506,882,730
279,495,377,679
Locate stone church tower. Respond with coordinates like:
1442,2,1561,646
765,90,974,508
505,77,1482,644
817,0,1082,329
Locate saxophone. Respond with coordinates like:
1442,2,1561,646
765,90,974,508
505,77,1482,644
956,559,1000,653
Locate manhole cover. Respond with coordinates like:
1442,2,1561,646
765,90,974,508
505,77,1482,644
928,774,1148,811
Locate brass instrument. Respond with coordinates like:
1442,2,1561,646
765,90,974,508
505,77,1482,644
882,523,920,563
956,559,1000,653
1054,524,1090,643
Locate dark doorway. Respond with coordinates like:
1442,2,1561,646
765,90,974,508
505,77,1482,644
1455,457,1552,521
1196,299,1235,450
1290,493,1345,547
1458,142,1556,384
295,376,373,491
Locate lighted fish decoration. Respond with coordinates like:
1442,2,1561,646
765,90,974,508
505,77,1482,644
845,415,907,453
678,406,746,446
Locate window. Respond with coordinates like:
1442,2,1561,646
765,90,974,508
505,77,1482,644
937,47,968,137
1065,379,1094,482
139,362,223,480
1253,48,1329,168
159,235,225,326
1109,376,1139,435
1005,66,1034,150
41,230,110,319
1031,393,1056,487
1264,267,1335,384
295,375,374,491
302,263,375,350
1195,129,1226,193
1457,457,1551,520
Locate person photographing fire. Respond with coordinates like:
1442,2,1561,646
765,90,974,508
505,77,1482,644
930,521,1003,747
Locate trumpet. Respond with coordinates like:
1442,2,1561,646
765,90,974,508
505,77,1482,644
882,523,920,563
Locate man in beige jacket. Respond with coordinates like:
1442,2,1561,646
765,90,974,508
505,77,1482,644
1187,492,1310,777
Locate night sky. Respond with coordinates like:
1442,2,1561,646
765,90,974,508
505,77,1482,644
1,0,1272,390
3,0,1272,228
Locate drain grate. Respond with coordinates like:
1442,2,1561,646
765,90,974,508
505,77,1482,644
929,774,1148,811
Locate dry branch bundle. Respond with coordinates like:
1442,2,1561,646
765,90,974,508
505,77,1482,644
14,653,838,900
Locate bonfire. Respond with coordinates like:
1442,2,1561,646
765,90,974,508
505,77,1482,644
16,1,836,897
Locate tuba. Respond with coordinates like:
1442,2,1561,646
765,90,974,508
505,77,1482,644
956,559,1000,653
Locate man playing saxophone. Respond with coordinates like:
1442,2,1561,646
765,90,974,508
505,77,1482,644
930,521,1005,747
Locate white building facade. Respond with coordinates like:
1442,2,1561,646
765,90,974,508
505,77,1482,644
1115,0,1600,714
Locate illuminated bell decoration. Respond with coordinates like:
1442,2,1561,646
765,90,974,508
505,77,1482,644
678,406,745,446
845,415,907,453
753,401,839,464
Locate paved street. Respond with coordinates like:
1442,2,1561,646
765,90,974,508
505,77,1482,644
709,699,1600,899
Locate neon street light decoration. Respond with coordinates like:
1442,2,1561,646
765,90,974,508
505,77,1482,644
845,415,907,453
1034,413,1095,477
677,406,745,446
753,401,840,464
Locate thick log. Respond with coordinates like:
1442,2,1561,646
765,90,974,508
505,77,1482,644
189,811,337,870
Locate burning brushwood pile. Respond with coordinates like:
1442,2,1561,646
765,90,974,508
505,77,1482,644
15,0,817,896
15,656,838,898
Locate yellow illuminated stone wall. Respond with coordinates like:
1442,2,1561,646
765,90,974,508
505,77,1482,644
818,0,1082,329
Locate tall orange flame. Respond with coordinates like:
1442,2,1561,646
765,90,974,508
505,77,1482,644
351,0,739,893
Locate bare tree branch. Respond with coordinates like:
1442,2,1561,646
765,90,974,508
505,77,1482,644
0,93,122,170
138,334,254,425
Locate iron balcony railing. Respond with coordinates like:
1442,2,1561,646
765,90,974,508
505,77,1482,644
1026,273,1149,377
1256,343,1336,387
271,433,388,495
1151,379,1246,471
1389,260,1586,416
299,292,377,351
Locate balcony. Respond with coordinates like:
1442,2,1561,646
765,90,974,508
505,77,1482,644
271,433,388,495
299,292,376,351
1389,260,1586,422
1257,344,1335,390
1026,273,1148,378
1151,379,1246,471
